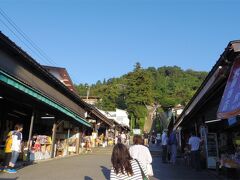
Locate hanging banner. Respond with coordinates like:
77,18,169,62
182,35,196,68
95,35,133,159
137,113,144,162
217,58,240,119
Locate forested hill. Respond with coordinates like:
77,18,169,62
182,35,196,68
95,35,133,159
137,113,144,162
75,64,208,125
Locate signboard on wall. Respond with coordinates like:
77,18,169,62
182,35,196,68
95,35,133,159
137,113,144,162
217,58,240,119
133,129,141,135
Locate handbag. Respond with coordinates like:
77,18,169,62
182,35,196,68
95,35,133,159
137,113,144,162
135,159,148,180
146,163,154,176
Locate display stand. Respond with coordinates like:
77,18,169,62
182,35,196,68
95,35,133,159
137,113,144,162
206,133,219,169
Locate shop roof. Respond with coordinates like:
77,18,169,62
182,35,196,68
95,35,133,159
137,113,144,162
43,65,77,92
172,40,240,130
0,31,109,127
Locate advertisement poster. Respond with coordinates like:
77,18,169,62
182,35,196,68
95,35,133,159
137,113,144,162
217,58,240,119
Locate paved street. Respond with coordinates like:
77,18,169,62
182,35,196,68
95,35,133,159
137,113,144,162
0,147,113,180
0,146,220,180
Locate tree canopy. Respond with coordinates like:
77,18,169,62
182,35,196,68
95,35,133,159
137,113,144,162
75,64,208,129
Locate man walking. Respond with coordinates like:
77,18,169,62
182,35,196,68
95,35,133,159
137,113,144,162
188,131,202,171
169,130,178,165
161,129,168,163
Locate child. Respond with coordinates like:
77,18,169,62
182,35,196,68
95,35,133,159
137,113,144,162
5,124,23,174
0,131,13,171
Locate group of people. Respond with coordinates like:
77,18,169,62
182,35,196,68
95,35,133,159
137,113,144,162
110,135,153,180
161,129,203,170
0,124,23,173
114,132,130,145
143,130,161,146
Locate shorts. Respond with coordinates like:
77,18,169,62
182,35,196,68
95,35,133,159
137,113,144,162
3,152,12,166
10,151,20,165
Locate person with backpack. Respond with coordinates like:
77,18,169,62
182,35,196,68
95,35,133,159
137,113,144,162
0,131,13,172
5,124,23,173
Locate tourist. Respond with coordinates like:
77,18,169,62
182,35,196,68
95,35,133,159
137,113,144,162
114,135,118,145
143,131,149,146
151,130,156,144
126,133,130,146
168,130,178,165
110,143,148,180
5,124,23,173
161,129,168,163
188,131,202,171
120,132,126,144
129,135,153,177
1,131,13,171
156,133,161,145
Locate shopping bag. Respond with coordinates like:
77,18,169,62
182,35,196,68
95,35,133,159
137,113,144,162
147,164,154,176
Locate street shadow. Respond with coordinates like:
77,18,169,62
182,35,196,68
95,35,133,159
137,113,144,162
14,161,35,172
0,178,18,180
84,176,93,180
100,166,110,180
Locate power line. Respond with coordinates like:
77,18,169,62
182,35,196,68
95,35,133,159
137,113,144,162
0,8,57,66
0,8,82,85
0,18,47,63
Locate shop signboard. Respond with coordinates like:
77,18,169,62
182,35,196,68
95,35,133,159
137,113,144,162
217,58,240,119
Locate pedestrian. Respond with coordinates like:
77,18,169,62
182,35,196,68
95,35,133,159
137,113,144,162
5,124,23,173
129,135,153,177
188,131,202,171
110,143,148,180
0,131,13,171
161,129,168,163
126,133,130,146
143,131,149,146
120,132,126,144
168,130,178,165
156,133,161,146
114,135,118,145
151,130,156,144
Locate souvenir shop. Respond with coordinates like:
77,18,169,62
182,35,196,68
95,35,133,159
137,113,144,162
171,40,240,178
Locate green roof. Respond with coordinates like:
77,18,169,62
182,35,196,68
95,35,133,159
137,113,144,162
0,70,91,127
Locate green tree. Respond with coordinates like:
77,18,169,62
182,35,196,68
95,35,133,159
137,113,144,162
125,63,154,129
74,64,208,130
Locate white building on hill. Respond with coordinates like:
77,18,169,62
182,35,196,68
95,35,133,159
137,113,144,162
99,108,130,128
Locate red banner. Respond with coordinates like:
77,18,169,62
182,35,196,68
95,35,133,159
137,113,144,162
217,58,240,119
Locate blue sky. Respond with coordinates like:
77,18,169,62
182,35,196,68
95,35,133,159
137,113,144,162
1,0,240,84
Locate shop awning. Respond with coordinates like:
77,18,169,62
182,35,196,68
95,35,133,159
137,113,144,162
217,58,240,119
0,70,91,127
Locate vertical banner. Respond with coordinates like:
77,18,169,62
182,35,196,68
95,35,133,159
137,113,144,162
217,58,240,119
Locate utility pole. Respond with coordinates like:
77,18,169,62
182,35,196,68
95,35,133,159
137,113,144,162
86,86,90,100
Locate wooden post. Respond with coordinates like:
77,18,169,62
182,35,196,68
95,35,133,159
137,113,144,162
27,111,35,161
67,128,70,155
27,111,35,150
195,122,198,136
51,122,57,158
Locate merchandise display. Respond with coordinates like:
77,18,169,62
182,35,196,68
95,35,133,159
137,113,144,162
30,135,52,161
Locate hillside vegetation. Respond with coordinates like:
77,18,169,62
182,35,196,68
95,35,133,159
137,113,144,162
75,63,208,129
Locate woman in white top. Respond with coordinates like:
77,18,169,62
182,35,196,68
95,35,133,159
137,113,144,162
129,135,153,176
110,143,148,180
